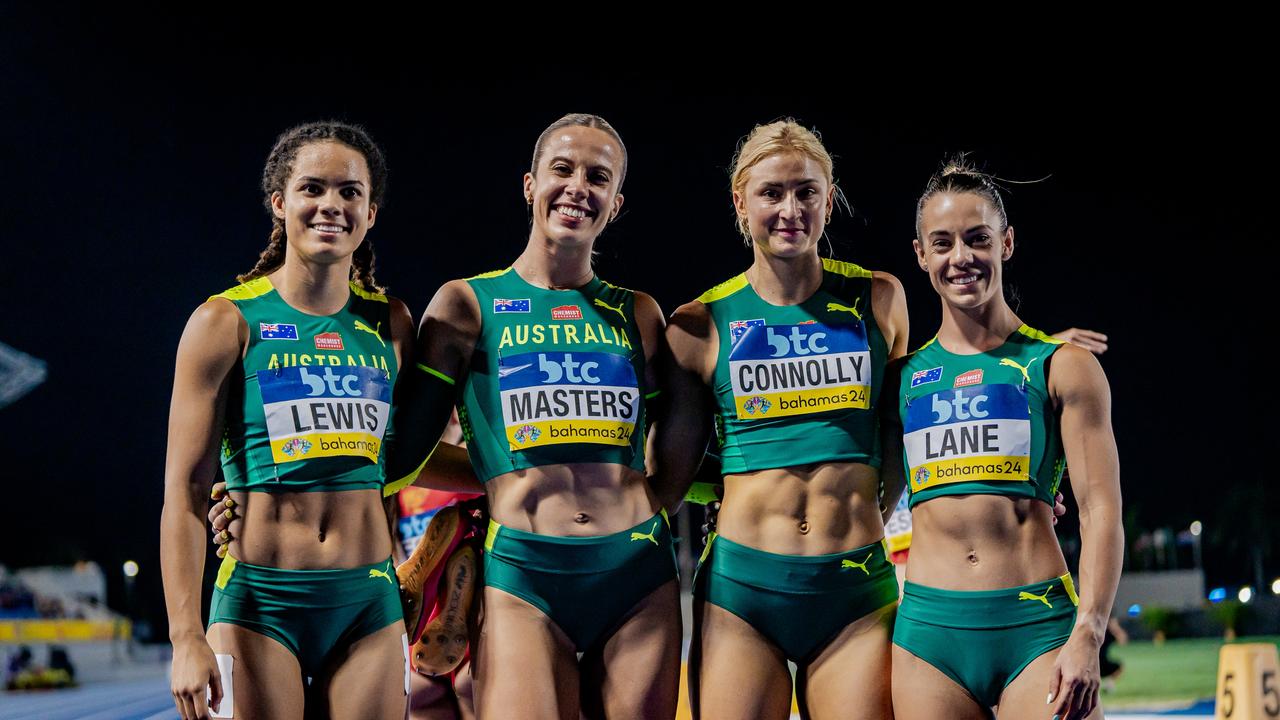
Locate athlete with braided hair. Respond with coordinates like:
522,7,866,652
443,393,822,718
162,121,433,720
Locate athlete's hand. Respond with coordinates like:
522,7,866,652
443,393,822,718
209,482,238,558
170,634,223,720
1052,328,1108,355
701,501,720,548
1047,631,1101,720
700,484,725,547
1053,492,1067,526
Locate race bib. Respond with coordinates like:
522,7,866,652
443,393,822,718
498,351,639,450
903,383,1030,493
729,322,870,420
884,492,913,553
258,366,391,464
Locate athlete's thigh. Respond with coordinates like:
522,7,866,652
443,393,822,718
325,621,409,720
997,647,1103,720
799,603,895,720
207,622,306,720
580,579,681,720
693,600,793,720
408,670,461,720
473,585,579,720
453,660,476,720
891,644,990,720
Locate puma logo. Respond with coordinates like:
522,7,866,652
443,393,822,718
1000,357,1037,384
369,564,395,586
354,320,386,347
841,553,873,575
630,521,660,546
826,298,862,320
1018,587,1053,608
593,298,627,323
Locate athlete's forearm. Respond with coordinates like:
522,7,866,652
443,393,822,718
412,442,484,494
878,430,906,525
877,361,907,525
385,365,459,494
160,497,212,641
1055,347,1123,646
1073,501,1124,644
648,392,713,511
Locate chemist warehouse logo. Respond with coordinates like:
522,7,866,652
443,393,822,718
257,365,392,464
497,351,639,450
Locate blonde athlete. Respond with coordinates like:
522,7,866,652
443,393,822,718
657,120,907,720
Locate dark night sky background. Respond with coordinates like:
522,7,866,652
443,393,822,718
2,12,1272,635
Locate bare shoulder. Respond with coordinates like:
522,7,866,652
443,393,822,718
425,279,481,324
871,270,906,302
632,290,666,328
665,299,717,379
1049,342,1110,401
668,298,715,340
175,298,244,381
184,298,245,352
386,297,415,335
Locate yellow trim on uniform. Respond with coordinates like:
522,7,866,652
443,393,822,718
698,531,717,564
214,555,239,590
348,281,389,303
209,276,275,302
417,363,456,385
1016,324,1065,345
1060,573,1080,607
384,443,436,497
599,278,635,294
910,336,939,355
820,257,873,279
467,267,512,280
484,519,501,553
696,274,749,304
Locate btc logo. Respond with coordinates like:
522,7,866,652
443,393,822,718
538,353,600,384
300,367,364,397
930,389,990,423
767,327,829,357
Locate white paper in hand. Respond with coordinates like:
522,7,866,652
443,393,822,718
208,653,234,719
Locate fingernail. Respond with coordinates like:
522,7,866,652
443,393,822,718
1046,693,1054,704
224,509,234,520
220,530,229,541
225,498,235,508
210,488,219,499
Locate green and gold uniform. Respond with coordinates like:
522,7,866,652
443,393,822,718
693,259,899,662
205,277,402,677
421,268,675,652
893,325,1077,706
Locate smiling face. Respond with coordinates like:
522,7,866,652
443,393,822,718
733,151,834,258
523,125,625,250
913,190,1014,310
271,140,377,267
